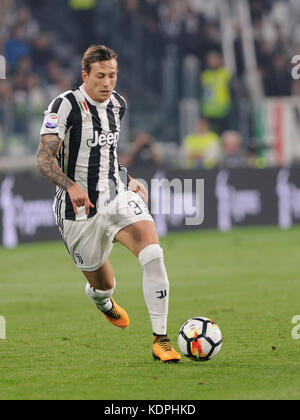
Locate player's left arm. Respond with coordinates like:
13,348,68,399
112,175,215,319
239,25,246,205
118,97,148,201
128,175,148,203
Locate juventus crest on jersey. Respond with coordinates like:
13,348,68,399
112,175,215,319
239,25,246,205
40,84,129,223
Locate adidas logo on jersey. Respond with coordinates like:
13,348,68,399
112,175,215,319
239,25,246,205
87,130,120,148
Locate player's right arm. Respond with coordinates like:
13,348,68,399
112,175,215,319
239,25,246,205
37,133,94,216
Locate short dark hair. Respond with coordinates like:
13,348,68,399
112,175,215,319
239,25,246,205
82,45,118,74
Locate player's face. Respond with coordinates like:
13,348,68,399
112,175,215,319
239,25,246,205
82,59,118,102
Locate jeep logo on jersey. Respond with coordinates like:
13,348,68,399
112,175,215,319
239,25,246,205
87,130,120,148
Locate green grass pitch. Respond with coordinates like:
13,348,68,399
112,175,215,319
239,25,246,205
0,226,300,400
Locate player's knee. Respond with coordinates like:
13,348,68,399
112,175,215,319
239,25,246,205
138,244,164,267
139,244,169,288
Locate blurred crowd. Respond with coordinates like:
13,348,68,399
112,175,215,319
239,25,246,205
247,0,300,96
120,118,263,171
0,0,299,168
0,0,74,155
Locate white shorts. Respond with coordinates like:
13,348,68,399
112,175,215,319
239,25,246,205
60,190,154,272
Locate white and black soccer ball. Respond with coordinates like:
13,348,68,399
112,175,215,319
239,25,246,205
178,317,223,361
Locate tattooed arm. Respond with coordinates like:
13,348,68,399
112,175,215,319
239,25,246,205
37,134,94,215
37,134,73,191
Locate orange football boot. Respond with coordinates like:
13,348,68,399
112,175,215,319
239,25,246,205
152,335,181,363
98,297,130,328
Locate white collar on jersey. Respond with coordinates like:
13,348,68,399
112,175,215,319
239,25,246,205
79,84,112,108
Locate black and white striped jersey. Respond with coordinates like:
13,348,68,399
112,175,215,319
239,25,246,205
40,84,129,222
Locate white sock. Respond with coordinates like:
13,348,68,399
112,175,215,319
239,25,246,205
138,244,169,336
85,279,116,312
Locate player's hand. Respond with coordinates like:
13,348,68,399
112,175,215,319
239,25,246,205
129,178,148,203
67,184,95,216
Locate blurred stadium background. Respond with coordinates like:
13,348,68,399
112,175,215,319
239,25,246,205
1,0,300,247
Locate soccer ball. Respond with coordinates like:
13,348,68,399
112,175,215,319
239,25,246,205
178,317,222,361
